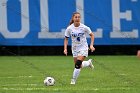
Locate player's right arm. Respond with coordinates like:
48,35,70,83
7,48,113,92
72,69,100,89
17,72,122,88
64,37,68,56
64,28,71,56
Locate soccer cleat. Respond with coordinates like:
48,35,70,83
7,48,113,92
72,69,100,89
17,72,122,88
88,59,94,69
70,79,76,85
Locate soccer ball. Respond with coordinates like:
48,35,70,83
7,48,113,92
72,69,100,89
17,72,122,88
44,77,55,86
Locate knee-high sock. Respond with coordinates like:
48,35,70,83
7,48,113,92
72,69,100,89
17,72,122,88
72,68,81,80
82,61,90,68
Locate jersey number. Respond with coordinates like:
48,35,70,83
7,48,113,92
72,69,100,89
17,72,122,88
77,37,80,42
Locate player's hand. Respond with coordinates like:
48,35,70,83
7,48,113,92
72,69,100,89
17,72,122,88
63,49,68,56
90,45,95,52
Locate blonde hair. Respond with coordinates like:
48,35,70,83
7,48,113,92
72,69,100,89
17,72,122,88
69,12,81,25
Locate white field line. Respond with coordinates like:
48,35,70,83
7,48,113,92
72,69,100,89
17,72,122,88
1,87,137,91
1,74,140,79
1,83,40,87
118,73,140,76
0,75,36,78
118,73,127,76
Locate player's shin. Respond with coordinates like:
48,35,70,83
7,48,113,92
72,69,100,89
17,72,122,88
71,60,82,84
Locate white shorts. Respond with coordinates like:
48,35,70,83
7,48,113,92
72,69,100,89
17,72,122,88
72,50,88,57
72,47,88,57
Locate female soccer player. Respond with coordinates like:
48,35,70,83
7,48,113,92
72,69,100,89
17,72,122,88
64,12,95,84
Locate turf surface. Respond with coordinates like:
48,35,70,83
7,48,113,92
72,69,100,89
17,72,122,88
0,56,140,93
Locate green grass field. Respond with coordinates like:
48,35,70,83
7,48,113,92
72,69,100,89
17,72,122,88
0,56,140,93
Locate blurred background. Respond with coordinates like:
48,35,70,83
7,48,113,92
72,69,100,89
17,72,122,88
0,0,140,56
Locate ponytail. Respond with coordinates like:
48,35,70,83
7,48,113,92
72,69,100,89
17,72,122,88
69,19,74,25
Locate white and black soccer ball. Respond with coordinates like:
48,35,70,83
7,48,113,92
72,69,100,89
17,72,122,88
44,77,55,86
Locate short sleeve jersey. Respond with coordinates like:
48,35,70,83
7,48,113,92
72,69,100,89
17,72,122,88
65,23,92,47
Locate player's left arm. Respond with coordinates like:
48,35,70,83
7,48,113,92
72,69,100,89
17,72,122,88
89,32,95,52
